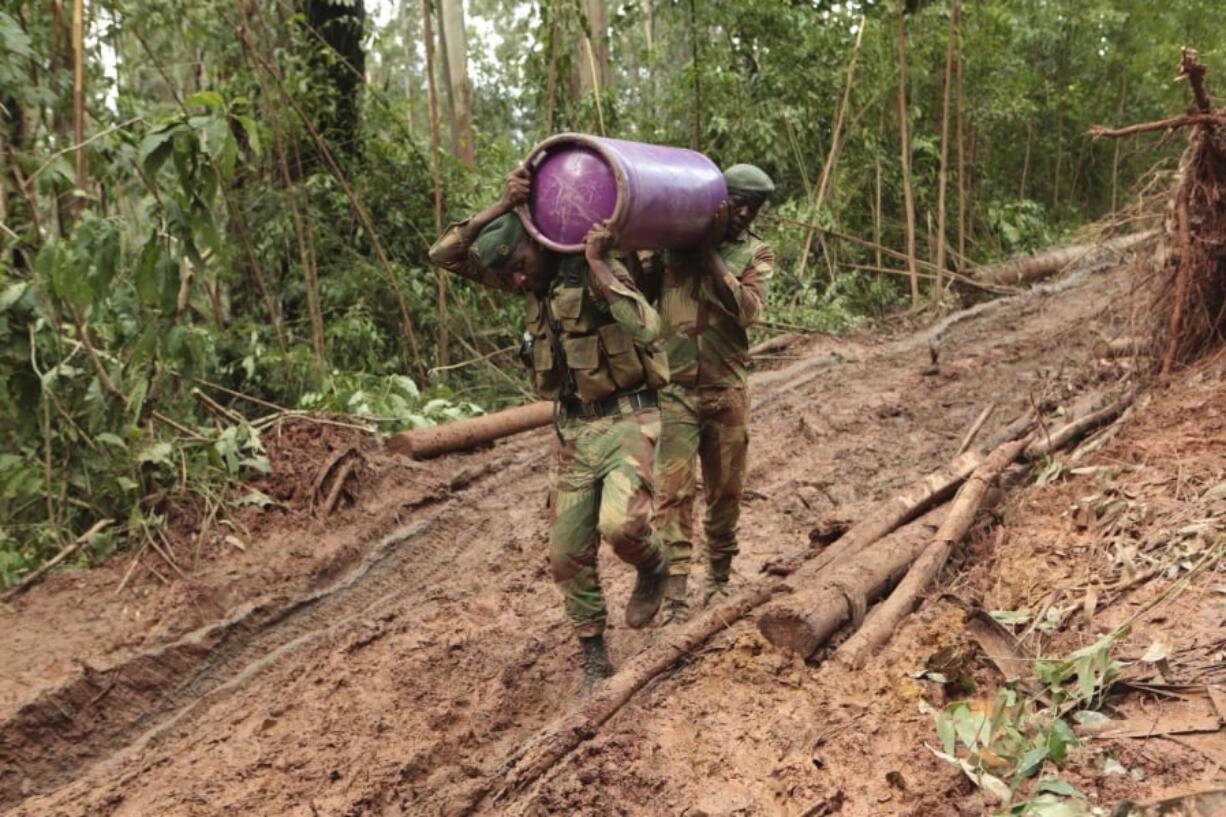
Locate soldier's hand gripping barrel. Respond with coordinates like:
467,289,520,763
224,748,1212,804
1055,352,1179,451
518,133,728,253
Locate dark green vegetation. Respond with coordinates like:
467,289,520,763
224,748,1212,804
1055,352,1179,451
1,0,1222,580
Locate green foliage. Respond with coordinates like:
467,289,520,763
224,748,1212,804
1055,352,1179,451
930,629,1127,812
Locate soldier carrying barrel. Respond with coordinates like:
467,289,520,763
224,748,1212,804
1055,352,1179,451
428,165,670,699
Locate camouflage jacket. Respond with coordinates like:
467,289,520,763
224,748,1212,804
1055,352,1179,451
429,218,668,402
640,233,774,390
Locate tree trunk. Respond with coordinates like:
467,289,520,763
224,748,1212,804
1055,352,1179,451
437,0,473,164
835,438,1029,665
422,0,449,368
873,155,883,271
387,402,553,459
1111,76,1127,212
974,230,1155,287
798,18,865,280
544,0,560,133
72,0,86,223
757,508,946,658
933,0,959,304
572,0,610,95
402,1,420,135
299,0,365,157
955,17,967,269
687,0,701,150
897,4,919,304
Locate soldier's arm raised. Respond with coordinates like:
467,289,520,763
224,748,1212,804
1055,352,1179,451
427,167,531,292
701,243,774,328
585,222,661,345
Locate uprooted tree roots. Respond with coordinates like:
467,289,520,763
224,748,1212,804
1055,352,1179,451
1094,49,1226,375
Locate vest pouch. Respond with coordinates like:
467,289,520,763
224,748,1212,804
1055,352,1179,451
562,333,617,402
551,285,587,333
531,338,562,398
599,323,646,390
637,343,671,389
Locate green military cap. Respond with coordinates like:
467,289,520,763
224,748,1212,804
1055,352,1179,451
473,212,527,269
723,163,775,200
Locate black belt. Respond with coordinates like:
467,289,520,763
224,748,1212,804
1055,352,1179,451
562,389,658,420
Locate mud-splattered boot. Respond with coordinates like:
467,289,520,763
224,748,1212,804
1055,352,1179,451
579,634,615,699
660,574,690,626
703,556,732,606
625,550,670,628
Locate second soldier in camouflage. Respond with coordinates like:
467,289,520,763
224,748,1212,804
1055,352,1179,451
636,163,776,624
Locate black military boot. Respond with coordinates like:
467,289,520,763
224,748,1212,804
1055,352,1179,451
703,556,732,606
625,550,670,628
579,634,615,699
660,574,690,626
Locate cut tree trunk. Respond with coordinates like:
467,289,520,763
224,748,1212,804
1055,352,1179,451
834,437,1030,665
387,402,552,459
757,507,946,659
974,230,1155,287
760,392,1133,660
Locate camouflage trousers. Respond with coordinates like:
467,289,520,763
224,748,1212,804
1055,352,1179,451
549,402,665,637
655,385,749,577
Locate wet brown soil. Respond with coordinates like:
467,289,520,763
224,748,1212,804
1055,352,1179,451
3,259,1220,817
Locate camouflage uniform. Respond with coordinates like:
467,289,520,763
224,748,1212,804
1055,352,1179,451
641,234,774,579
430,220,669,636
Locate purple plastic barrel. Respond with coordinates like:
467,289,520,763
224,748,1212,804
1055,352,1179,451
520,133,728,253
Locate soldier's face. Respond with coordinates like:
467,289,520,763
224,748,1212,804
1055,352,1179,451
507,239,553,295
727,194,764,238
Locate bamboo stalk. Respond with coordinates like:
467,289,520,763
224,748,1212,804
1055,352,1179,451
932,0,959,304
955,9,966,268
798,17,865,280
897,4,919,304
72,0,86,222
835,438,1031,665
422,0,450,369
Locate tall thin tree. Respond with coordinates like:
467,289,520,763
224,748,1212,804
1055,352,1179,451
436,0,473,164
422,0,449,367
72,0,86,223
933,0,959,304
897,1,919,304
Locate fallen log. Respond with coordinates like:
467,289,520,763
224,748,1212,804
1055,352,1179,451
762,448,985,579
1024,395,1133,460
756,508,946,659
834,437,1030,665
761,392,1134,661
974,230,1155,287
386,401,552,460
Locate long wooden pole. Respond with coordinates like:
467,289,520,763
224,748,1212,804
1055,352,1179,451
897,3,919,304
955,10,967,269
933,0,959,304
688,0,701,150
797,17,865,280
72,0,87,222
422,0,449,368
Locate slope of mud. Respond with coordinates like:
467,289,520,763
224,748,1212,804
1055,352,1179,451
3,258,1185,817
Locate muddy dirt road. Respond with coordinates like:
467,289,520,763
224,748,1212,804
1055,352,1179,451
2,260,1167,817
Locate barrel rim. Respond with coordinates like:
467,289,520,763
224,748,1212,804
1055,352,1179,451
517,132,628,255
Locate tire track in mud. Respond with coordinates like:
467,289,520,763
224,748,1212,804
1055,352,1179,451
0,450,545,812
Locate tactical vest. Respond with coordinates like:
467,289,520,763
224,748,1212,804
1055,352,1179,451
525,257,669,402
